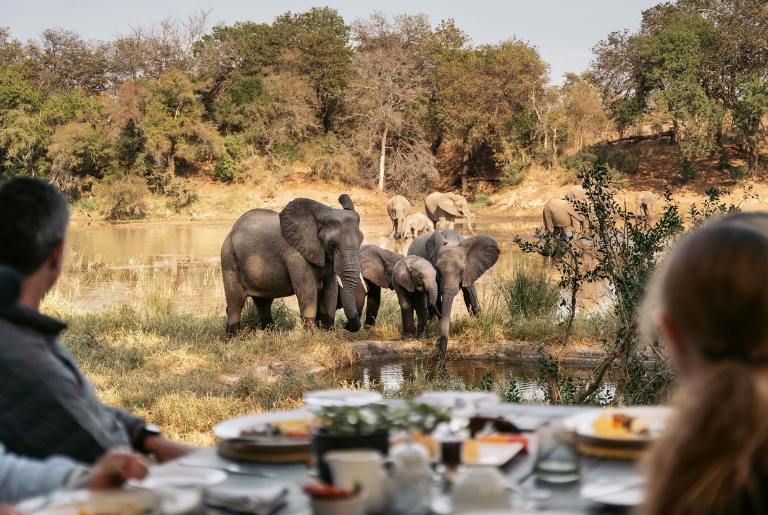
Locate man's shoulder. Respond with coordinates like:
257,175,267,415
0,317,52,355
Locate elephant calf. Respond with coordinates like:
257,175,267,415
424,192,475,234
392,256,441,338
543,198,588,236
636,191,656,227
339,244,403,327
403,213,434,239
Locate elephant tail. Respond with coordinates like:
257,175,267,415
543,206,554,233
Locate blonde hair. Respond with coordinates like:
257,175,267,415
639,212,768,515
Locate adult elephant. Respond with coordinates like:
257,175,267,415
408,230,500,364
339,244,403,327
403,213,434,239
543,198,588,236
387,195,411,240
424,192,475,234
221,195,363,336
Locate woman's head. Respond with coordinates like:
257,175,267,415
640,212,768,515
644,212,768,376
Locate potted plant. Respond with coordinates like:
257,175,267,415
312,404,391,483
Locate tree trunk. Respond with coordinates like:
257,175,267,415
431,130,443,156
460,132,470,196
377,126,388,191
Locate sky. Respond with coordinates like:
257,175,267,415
1,0,660,83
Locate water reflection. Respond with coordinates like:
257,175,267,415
336,357,617,403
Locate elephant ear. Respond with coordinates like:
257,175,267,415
394,260,416,292
279,198,328,266
437,195,461,216
462,236,500,287
361,249,392,289
338,194,355,211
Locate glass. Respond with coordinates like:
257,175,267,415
439,437,463,470
533,422,580,484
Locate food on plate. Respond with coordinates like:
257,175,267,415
475,433,529,452
239,418,310,438
593,411,652,438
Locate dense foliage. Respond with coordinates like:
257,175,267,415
0,9,610,203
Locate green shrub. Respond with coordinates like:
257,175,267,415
500,158,530,187
213,135,249,183
679,158,698,183
165,178,198,212
730,165,749,182
94,176,148,220
501,270,560,320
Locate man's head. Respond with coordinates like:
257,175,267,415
0,177,69,307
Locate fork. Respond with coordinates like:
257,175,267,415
177,461,277,478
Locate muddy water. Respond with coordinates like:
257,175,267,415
58,214,561,314
332,357,616,402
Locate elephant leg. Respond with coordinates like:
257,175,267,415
292,274,319,330
253,297,274,330
437,216,447,230
364,284,382,327
316,272,338,330
400,308,416,339
448,219,455,230
462,285,481,316
415,294,428,336
223,271,247,337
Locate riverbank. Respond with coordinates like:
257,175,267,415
44,274,613,446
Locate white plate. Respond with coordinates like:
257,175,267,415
581,477,645,507
214,408,310,441
16,489,162,514
466,442,524,467
564,406,670,443
128,464,226,489
304,389,384,408
416,391,499,413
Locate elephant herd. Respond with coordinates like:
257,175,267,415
387,191,475,240
542,185,657,237
221,192,498,364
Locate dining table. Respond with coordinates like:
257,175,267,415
159,403,649,515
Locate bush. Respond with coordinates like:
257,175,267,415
94,176,148,220
501,270,560,320
500,158,530,187
730,165,749,182
307,134,358,184
213,135,249,183
678,158,698,183
165,178,198,212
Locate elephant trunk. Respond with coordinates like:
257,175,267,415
397,214,406,239
437,282,460,365
427,282,440,316
336,249,362,332
465,212,476,234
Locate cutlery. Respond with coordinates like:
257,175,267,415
177,462,277,478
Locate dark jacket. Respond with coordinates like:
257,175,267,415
0,305,145,463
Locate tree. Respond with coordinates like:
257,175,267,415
26,29,109,93
348,14,431,191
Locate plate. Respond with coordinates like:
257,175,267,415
463,441,524,467
128,464,226,489
214,408,311,442
16,489,162,514
416,391,499,415
581,477,645,507
564,406,670,445
304,389,384,408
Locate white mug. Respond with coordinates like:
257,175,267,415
324,449,387,514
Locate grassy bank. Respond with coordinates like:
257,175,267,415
43,268,613,446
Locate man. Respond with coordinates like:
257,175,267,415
0,177,195,463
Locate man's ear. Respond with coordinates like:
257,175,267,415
49,241,65,276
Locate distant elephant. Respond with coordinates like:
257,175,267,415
387,195,411,239
221,194,363,336
564,185,587,203
408,230,500,364
403,212,434,239
339,244,402,327
424,192,475,234
636,191,656,227
392,256,441,338
543,198,588,236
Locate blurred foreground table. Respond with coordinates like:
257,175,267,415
172,404,642,514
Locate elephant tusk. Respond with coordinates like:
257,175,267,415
336,275,344,289
360,273,368,293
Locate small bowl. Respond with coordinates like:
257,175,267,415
311,493,368,515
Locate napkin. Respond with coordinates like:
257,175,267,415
205,485,288,514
